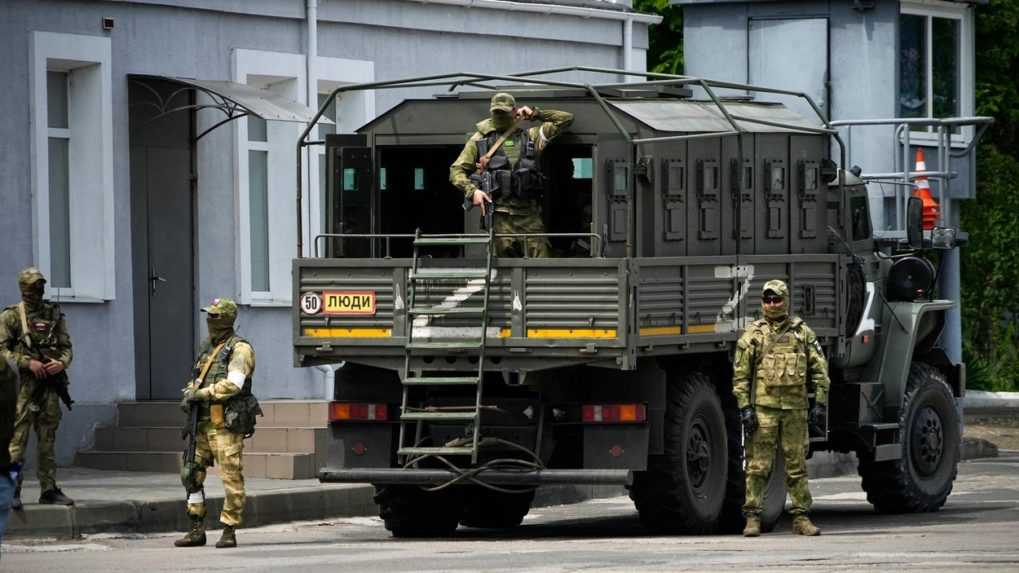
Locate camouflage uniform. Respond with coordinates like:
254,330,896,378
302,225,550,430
450,93,573,257
1,268,73,505
732,280,829,534
176,298,255,549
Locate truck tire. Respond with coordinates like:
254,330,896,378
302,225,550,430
460,488,534,529
718,423,786,534
858,362,959,513
630,372,728,533
375,485,463,537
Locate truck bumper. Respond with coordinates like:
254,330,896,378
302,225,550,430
318,468,633,486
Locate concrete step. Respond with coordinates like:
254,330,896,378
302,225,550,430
75,450,320,479
116,400,331,428
93,426,328,454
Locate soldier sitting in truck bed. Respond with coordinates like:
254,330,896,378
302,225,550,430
449,92,573,257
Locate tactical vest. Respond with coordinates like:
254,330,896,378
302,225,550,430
474,128,544,200
750,319,811,410
193,335,254,419
8,302,63,360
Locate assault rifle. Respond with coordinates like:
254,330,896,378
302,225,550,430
24,318,73,411
743,341,759,447
181,401,202,494
470,171,497,230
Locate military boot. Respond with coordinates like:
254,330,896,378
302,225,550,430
742,516,761,537
11,480,22,511
215,525,237,548
174,516,207,547
792,515,821,536
39,487,74,506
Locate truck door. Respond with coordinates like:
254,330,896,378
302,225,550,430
325,134,372,257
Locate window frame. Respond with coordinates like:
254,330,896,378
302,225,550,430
899,0,975,145
30,32,115,302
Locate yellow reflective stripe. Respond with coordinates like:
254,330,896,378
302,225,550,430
498,328,512,338
526,328,616,339
303,327,392,338
639,326,681,336
687,324,717,334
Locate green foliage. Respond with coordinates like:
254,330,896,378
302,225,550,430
634,0,684,74
961,146,1019,391
962,1,1019,391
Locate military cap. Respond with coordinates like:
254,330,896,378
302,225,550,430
762,279,789,299
201,297,238,321
17,267,46,288
490,92,516,113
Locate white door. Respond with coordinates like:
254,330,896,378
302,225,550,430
748,18,829,122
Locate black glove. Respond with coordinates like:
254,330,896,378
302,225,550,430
810,403,827,435
740,407,758,437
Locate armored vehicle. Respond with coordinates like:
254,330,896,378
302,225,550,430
292,68,986,536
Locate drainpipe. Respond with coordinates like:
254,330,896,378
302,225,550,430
315,363,342,400
305,0,318,257
622,16,633,83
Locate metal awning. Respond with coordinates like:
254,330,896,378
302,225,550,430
609,100,819,133
129,74,330,140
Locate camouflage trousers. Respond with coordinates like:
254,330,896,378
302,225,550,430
493,205,551,258
185,420,246,527
743,406,812,517
8,376,62,492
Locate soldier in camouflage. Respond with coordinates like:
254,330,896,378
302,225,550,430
450,92,573,257
175,298,255,549
732,279,829,537
1,267,74,509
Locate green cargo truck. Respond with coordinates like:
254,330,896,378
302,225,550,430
292,68,988,536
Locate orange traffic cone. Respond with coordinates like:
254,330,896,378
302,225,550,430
913,149,939,230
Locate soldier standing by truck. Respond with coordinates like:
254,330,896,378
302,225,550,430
449,92,573,257
1,267,74,510
733,279,830,537
175,298,259,549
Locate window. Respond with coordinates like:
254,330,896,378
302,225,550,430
31,32,114,301
572,158,593,179
899,2,973,138
235,50,374,304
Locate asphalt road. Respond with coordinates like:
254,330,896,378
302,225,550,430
5,453,1019,573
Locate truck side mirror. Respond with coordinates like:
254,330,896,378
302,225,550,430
907,196,923,249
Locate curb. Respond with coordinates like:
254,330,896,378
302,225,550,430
10,441,993,540
963,390,1019,410
5,484,377,540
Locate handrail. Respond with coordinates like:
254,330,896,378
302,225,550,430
296,67,849,259
829,116,993,230
314,232,605,259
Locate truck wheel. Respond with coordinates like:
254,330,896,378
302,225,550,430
460,487,534,529
717,427,786,534
858,362,959,513
630,372,728,533
374,485,463,537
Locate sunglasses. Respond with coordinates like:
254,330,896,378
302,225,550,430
762,295,784,304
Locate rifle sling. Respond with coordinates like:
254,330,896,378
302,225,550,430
477,121,521,171
196,341,228,387
17,302,32,351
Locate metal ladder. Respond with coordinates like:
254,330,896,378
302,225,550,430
397,228,495,464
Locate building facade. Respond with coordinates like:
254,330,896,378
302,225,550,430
674,0,983,365
0,0,658,464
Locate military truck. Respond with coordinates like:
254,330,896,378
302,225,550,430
292,68,985,537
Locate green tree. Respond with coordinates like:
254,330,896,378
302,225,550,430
635,0,684,74
961,0,1019,391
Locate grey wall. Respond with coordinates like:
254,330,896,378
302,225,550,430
0,0,651,463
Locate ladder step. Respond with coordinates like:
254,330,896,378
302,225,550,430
406,341,483,351
410,268,488,280
398,446,476,456
401,411,478,421
404,376,480,386
408,306,485,316
415,237,491,246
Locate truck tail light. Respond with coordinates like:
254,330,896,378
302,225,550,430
329,402,388,422
581,404,647,424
